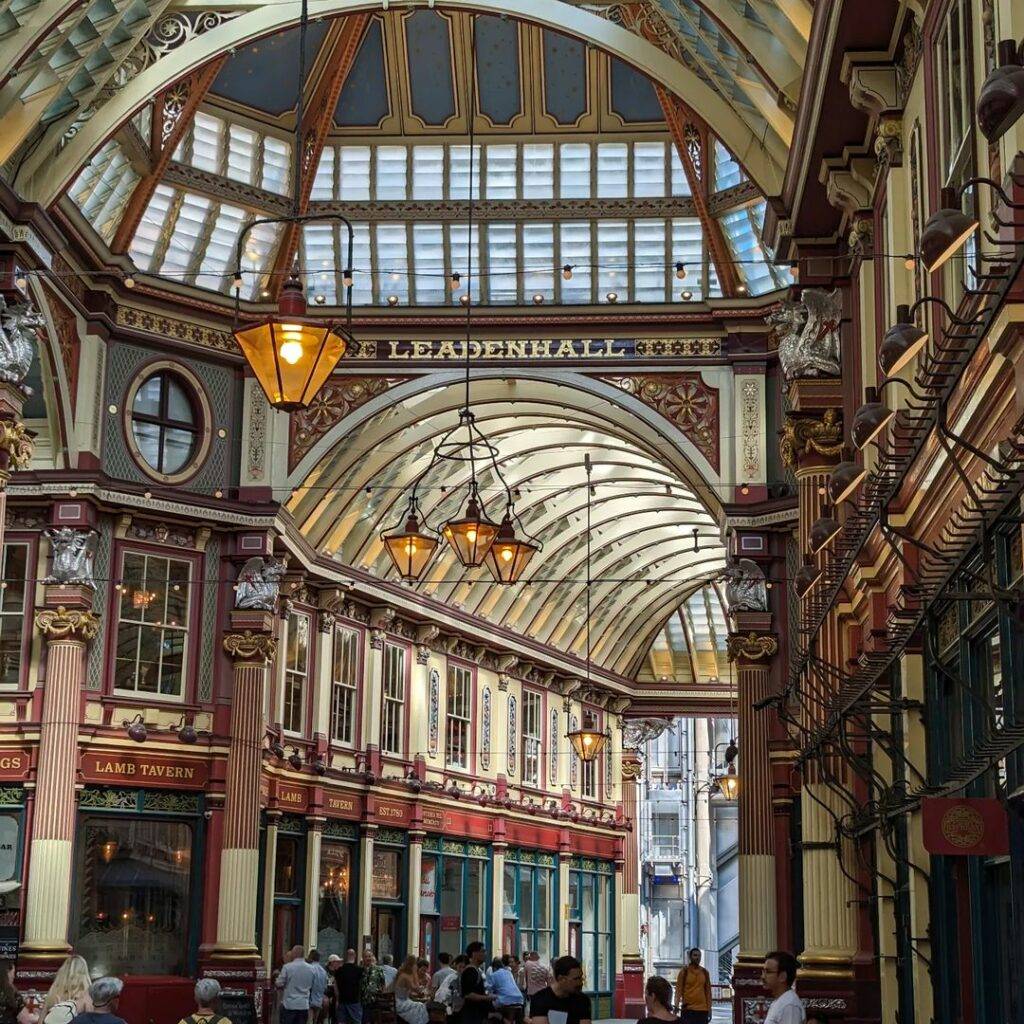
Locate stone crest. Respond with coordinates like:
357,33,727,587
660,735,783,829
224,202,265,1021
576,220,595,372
767,288,842,381
723,558,768,613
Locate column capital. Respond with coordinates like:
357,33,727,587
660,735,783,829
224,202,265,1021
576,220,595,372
35,605,100,642
727,632,779,663
222,630,278,663
369,628,386,650
0,417,32,477
780,407,843,471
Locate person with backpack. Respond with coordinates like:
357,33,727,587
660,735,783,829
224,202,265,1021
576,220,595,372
176,979,233,1024
42,957,92,1024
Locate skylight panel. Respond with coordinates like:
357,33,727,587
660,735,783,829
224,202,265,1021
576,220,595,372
191,111,224,173
669,146,691,196
128,183,175,272
375,223,410,302
195,203,245,291
159,192,211,280
632,141,665,197
707,258,722,298
720,204,775,295
227,123,256,185
522,223,554,298
242,219,281,301
303,223,337,303
449,144,481,200
596,142,628,198
311,147,334,200
559,222,591,302
487,223,518,302
596,219,628,297
634,219,667,301
485,144,517,199
345,224,373,305
261,136,291,194
671,218,704,301
714,138,742,191
559,143,590,199
522,144,553,199
449,223,480,302
71,138,141,244
412,223,445,303
412,145,444,199
376,145,407,200
338,145,371,200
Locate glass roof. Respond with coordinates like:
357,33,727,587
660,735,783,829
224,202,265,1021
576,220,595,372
289,378,727,679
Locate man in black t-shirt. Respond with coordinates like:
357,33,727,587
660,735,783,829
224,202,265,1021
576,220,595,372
526,956,592,1024
460,941,496,1024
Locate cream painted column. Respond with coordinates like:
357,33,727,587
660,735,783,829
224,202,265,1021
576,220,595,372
305,818,324,948
728,627,779,965
800,782,858,964
214,617,277,956
314,610,337,738
616,751,644,1018
491,842,507,955
358,824,376,952
409,642,432,765
407,831,424,955
557,850,572,948
22,593,98,957
261,812,281,969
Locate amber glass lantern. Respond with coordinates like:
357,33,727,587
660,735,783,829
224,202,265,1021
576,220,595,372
441,492,499,567
381,501,439,581
234,275,349,411
483,514,539,584
716,763,739,800
567,713,609,763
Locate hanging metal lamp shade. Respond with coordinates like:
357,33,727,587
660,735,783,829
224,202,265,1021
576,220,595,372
567,713,609,763
809,505,842,554
919,187,979,273
381,502,439,581
851,387,895,450
442,494,499,567
483,514,539,584
234,275,349,411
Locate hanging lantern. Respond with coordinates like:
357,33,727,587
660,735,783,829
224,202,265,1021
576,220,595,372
567,713,609,763
234,274,349,411
483,514,539,584
441,493,499,567
716,763,739,800
381,501,439,580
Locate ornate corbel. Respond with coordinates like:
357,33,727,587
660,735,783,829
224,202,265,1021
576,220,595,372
35,605,100,642
223,629,278,663
874,115,903,169
847,215,875,259
726,632,779,662
0,418,33,474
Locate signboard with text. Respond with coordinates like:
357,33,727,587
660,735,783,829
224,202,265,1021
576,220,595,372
922,797,1009,856
0,751,29,782
81,752,209,789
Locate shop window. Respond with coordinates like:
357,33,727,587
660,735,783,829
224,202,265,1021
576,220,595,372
381,643,406,756
0,812,19,886
571,863,613,994
432,845,489,958
114,551,191,698
372,847,401,900
522,691,542,787
331,625,359,745
446,663,472,769
74,817,193,976
129,370,200,477
283,611,310,734
318,842,353,958
504,855,556,960
275,835,300,896
0,543,28,688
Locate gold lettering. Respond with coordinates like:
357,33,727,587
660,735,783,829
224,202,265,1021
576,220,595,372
553,340,577,358
412,341,432,359
506,340,526,359
483,340,505,358
602,339,615,356
437,341,457,359
389,341,406,359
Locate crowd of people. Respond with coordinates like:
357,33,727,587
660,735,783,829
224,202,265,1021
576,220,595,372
0,944,817,1024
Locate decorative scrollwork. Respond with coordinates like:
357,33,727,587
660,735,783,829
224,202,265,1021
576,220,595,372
0,419,33,472
726,632,779,662
779,409,844,469
222,630,278,663
35,606,100,642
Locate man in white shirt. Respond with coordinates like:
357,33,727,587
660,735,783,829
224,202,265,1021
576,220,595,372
762,951,805,1024
277,945,317,1024
379,954,398,990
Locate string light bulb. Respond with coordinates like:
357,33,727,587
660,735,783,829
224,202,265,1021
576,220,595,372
450,271,462,291
232,272,243,291
387,295,399,306
681,290,693,301
606,292,618,303
675,262,687,280
14,272,27,290
904,254,916,270
342,269,353,288
562,265,573,281
459,293,471,306
532,293,544,305
124,273,136,289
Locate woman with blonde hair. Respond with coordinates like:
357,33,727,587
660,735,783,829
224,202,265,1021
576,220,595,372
392,956,427,1024
42,956,92,1024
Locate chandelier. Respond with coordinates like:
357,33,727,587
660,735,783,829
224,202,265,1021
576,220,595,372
381,16,540,583
565,453,611,763
231,0,355,411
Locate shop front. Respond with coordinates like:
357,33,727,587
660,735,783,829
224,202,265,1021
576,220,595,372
370,829,407,963
317,820,359,960
419,838,490,962
568,858,615,1018
501,849,557,960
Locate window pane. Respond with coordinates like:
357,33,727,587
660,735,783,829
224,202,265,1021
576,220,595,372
560,223,591,301
162,429,194,474
318,843,353,958
339,146,371,201
634,219,666,301
632,141,665,197
74,817,193,976
133,376,162,416
376,145,408,200
522,223,554,300
486,144,517,199
522,144,553,199
413,224,445,304
560,143,591,199
450,145,481,200
412,146,444,199
596,143,627,198
596,220,628,297
487,223,518,302
376,224,410,302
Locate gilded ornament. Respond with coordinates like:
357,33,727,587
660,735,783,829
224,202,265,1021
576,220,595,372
779,409,844,469
726,632,779,662
222,630,278,663
35,605,100,641
0,419,33,471
621,758,644,781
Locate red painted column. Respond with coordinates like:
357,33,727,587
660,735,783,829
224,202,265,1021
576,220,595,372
614,752,644,1019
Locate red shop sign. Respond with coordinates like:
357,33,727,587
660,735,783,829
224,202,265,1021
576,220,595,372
375,799,411,826
81,751,210,788
921,797,1009,856
440,916,461,931
0,750,30,781
275,781,308,811
325,790,363,820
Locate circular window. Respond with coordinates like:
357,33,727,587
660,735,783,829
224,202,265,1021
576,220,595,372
125,364,212,483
